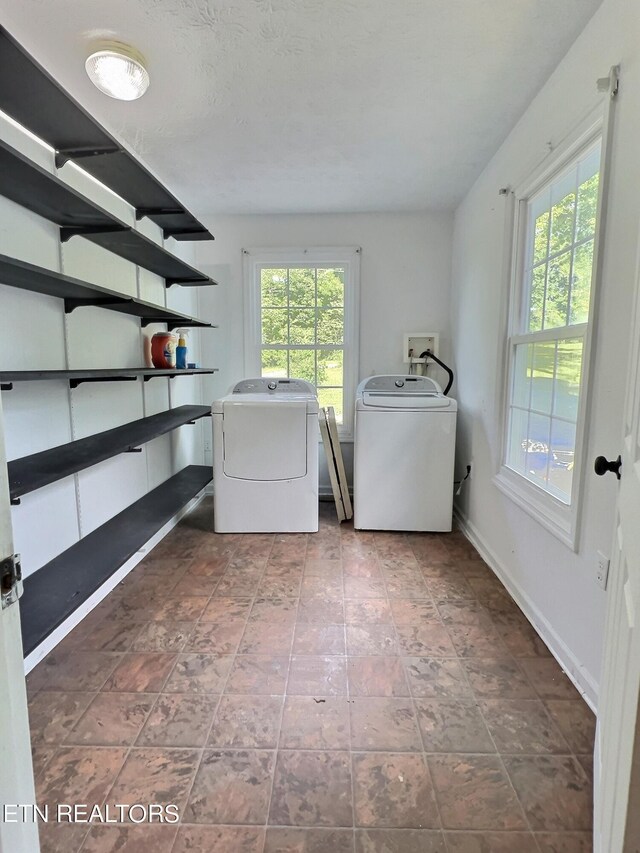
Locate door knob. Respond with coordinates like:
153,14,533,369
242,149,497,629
594,454,622,480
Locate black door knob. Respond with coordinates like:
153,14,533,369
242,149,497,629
594,454,622,480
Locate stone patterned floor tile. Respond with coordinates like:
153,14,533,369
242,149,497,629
346,625,398,656
403,657,472,698
36,746,127,810
352,752,439,828
518,659,581,700
185,621,245,654
344,598,392,624
503,755,593,831
67,692,155,746
185,748,275,824
136,693,218,746
479,698,571,754
545,699,597,754
28,691,94,744
348,657,410,697
414,699,495,753
293,624,346,655
280,696,350,750
225,654,289,694
265,827,355,853
428,754,527,830
462,658,537,699
208,694,283,747
349,697,422,752
131,622,195,652
442,832,540,852
162,653,232,693
287,655,348,695
172,825,265,853
107,747,200,816
79,825,178,852
102,653,177,693
269,749,353,827
396,623,457,657
355,829,446,852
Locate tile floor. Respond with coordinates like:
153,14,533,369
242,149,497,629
26,499,595,853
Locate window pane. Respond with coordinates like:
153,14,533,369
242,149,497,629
318,387,344,423
507,407,529,474
317,268,344,307
553,338,583,420
548,191,576,257
512,343,533,408
289,349,316,384
570,240,594,325
261,349,287,377
262,308,288,344
528,265,545,332
317,309,344,344
544,251,571,329
548,418,577,502
533,211,550,265
288,268,316,306
576,174,599,242
525,412,552,488
530,342,556,414
261,268,288,307
289,308,315,344
318,349,343,388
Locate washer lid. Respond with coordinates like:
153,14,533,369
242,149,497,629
356,375,457,411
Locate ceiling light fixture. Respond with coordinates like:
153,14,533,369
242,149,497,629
85,42,149,101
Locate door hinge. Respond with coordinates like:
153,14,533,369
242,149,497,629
1,554,22,609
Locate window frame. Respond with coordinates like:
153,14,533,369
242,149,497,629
494,114,608,551
243,246,361,439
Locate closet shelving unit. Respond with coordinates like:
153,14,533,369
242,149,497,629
0,26,220,655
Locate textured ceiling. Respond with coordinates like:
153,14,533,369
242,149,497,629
0,0,601,215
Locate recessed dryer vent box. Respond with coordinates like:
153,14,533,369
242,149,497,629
403,332,439,364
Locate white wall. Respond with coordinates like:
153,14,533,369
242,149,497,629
195,212,454,487
450,0,640,707
0,115,207,585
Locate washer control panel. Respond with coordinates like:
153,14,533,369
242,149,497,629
362,375,441,394
232,378,317,395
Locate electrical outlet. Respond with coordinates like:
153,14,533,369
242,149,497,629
596,551,610,590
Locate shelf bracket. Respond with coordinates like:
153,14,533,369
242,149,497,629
64,297,132,314
69,376,138,390
163,227,212,241
135,206,183,221
10,498,20,507
125,447,143,453
165,277,212,288
55,145,121,169
60,224,129,243
1,383,13,391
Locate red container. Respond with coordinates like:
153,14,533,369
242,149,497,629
151,332,177,369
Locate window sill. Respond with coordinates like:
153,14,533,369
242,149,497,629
493,468,578,551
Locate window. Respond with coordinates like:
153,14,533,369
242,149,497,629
244,248,360,437
498,131,604,546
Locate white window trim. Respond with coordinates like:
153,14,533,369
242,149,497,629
242,246,361,439
494,96,615,552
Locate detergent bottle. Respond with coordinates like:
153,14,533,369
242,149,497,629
176,329,189,370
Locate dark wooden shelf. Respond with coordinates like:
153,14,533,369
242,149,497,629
9,406,211,501
0,141,217,286
0,253,217,328
0,26,213,241
20,464,212,655
0,367,218,391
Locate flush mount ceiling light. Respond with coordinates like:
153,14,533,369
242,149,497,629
85,42,149,101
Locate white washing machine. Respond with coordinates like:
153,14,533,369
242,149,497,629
353,375,457,532
212,378,319,533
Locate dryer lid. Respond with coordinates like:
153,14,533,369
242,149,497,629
221,399,309,480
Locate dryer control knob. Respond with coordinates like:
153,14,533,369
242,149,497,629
267,381,277,390
395,379,405,388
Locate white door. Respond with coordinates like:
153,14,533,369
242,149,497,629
594,236,640,851
0,393,40,853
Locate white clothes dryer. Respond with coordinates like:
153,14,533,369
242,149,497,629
353,375,457,532
212,378,319,533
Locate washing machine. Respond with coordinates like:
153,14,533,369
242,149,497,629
212,378,319,533
353,375,457,532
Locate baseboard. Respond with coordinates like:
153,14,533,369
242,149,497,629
454,506,599,712
23,491,207,674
